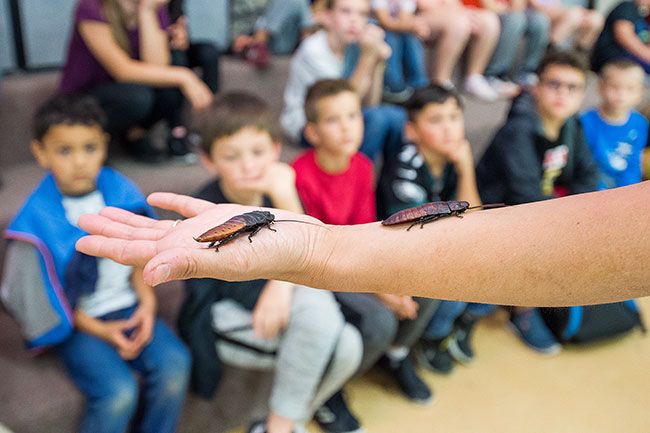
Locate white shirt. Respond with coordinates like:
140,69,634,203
280,30,344,140
62,191,137,317
371,0,417,16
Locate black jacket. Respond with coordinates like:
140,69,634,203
176,179,270,398
476,92,600,205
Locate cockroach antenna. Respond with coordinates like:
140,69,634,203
274,219,332,230
466,203,506,211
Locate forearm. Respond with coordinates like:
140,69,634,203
455,166,482,205
139,8,171,65
114,60,189,88
299,183,650,306
74,310,107,339
131,268,157,312
348,54,381,102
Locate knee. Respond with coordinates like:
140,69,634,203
444,15,471,40
564,7,583,25
586,11,604,31
292,293,344,343
528,11,550,35
124,85,156,120
97,377,139,419
363,308,398,353
156,344,192,397
481,11,501,35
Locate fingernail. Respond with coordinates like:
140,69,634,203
152,264,171,285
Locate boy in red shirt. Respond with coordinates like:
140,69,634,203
293,80,440,425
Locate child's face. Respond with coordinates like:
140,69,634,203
204,127,281,192
534,65,586,123
406,98,465,159
305,91,364,158
327,0,370,44
599,67,645,114
31,124,108,196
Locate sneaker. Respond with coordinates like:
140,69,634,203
126,135,166,163
509,309,562,355
486,76,520,99
246,420,268,433
447,312,476,365
516,72,539,89
416,338,454,375
167,126,198,163
314,391,364,433
378,355,433,404
382,86,414,104
244,41,271,70
463,74,499,102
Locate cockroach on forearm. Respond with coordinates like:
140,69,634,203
194,210,325,251
382,201,505,231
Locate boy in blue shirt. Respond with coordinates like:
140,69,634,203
1,95,190,433
580,59,648,189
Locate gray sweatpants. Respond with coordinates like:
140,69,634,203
212,286,362,423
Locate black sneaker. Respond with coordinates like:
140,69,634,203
314,391,364,433
167,127,198,164
448,312,477,364
417,338,454,375
378,355,433,405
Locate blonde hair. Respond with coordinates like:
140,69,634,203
101,0,131,55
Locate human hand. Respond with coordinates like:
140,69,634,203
180,71,214,110
245,162,297,198
360,24,390,60
99,318,141,359
252,281,294,339
126,303,155,356
413,17,431,40
447,139,475,172
376,294,419,320
169,16,190,51
75,193,327,287
232,35,255,53
139,0,170,12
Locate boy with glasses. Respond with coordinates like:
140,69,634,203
475,50,600,354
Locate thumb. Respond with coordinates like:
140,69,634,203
143,247,212,286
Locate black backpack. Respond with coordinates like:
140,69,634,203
540,301,646,344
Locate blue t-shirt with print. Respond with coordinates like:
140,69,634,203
580,108,649,189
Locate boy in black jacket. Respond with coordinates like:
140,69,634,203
476,51,600,354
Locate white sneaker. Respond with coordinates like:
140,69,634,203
486,76,521,99
463,74,499,102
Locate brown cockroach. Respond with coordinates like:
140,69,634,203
382,201,504,231
194,210,324,251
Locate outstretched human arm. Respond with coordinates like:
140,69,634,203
76,182,650,307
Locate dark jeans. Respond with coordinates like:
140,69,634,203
56,305,191,433
384,31,429,92
172,42,221,93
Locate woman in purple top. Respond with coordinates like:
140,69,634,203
60,0,213,161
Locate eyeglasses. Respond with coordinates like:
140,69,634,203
540,79,585,94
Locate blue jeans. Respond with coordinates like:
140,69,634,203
56,306,191,433
424,302,496,340
300,105,406,161
384,31,429,92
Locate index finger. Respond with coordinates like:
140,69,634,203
76,236,158,268
147,193,216,218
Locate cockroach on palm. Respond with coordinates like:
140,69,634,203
382,201,504,231
194,210,325,251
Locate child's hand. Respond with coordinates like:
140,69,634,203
377,294,419,320
413,17,431,40
99,319,141,359
447,139,475,172
252,162,297,199
169,16,190,51
252,281,294,339
361,24,391,60
127,303,156,355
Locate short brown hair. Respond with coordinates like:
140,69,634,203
536,50,589,78
304,79,358,123
192,91,280,154
600,58,645,79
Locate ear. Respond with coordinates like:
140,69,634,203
30,140,50,170
199,150,218,175
303,123,321,147
404,121,417,144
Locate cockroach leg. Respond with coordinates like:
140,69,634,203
248,226,263,242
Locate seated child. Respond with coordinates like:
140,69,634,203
580,59,648,189
281,0,406,161
181,91,362,433
591,0,650,74
294,79,439,428
530,0,603,53
1,95,190,433
476,51,600,354
376,84,484,374
372,0,430,102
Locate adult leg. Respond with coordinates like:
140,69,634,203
421,7,471,85
549,6,583,48
423,300,468,341
129,319,191,433
56,331,139,433
361,105,407,161
188,42,221,93
86,82,155,138
485,12,526,78
520,10,550,76
576,9,604,51
465,8,500,77
261,0,313,55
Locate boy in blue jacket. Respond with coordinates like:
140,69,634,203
1,95,190,433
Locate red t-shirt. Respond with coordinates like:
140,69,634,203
292,149,376,225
